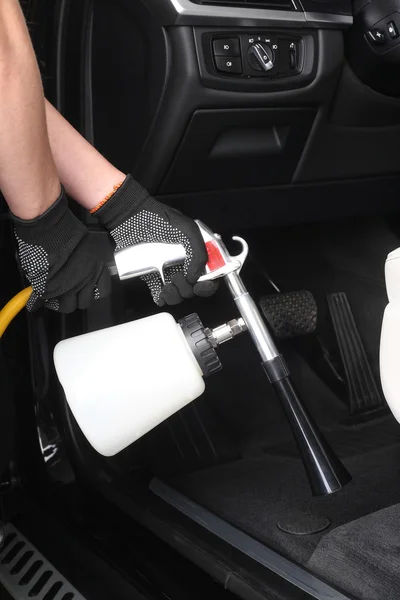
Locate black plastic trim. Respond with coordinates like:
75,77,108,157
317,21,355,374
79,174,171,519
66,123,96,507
143,0,352,27
193,0,297,11
14,510,149,600
81,0,95,144
54,0,70,113
159,107,316,193
159,174,400,230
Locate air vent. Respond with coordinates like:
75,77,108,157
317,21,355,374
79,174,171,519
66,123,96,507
193,0,297,10
0,524,86,600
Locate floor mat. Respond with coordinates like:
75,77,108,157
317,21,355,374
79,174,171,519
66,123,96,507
270,413,400,459
172,417,400,565
307,504,400,600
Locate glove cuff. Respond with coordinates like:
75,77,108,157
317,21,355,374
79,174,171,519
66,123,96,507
93,174,151,231
12,187,86,256
11,186,66,227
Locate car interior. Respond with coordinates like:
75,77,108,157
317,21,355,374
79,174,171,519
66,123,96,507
2,1,400,599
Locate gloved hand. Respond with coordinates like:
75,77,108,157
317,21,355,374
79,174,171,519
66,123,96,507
93,175,217,306
12,187,110,312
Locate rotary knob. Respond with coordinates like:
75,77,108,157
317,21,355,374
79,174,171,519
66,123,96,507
247,42,275,72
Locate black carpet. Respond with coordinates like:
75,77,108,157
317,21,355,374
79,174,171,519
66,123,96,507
173,419,400,564
308,504,400,600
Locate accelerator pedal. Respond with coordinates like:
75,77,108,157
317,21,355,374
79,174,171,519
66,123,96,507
327,292,385,415
260,290,317,340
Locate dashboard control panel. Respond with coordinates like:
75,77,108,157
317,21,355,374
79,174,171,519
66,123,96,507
195,28,317,92
211,33,302,78
346,1,400,97
366,12,400,54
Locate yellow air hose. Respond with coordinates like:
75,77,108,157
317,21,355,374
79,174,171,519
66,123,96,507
0,286,32,338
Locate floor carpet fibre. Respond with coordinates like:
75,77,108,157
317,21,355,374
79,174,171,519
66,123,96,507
308,503,400,600
173,416,400,565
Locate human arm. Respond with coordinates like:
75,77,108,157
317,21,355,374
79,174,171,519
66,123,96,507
0,0,110,311
44,100,126,210
0,0,60,219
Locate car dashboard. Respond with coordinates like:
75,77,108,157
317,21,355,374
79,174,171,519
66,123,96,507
85,0,400,229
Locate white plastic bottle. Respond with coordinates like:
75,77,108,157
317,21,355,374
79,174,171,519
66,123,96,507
54,313,207,456
380,247,400,421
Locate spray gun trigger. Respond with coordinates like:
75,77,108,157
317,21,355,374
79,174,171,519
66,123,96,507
157,264,166,285
232,236,249,273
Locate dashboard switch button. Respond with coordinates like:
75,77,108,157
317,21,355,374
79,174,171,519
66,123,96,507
367,29,387,44
289,42,297,70
247,43,275,72
215,56,242,74
388,21,399,39
213,38,240,57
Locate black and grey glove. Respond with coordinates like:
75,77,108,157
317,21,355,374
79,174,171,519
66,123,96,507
94,175,217,306
12,187,111,313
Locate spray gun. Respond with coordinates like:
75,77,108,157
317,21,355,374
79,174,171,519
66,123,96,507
108,222,250,349
55,222,351,496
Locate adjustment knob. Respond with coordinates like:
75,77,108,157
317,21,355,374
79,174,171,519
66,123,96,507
247,42,274,72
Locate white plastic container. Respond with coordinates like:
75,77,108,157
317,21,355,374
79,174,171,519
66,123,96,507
380,247,400,422
54,313,206,456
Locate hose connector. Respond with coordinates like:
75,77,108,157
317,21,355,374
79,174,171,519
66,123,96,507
205,318,247,348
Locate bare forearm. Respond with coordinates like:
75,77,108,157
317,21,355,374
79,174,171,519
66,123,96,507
0,0,59,219
45,100,126,211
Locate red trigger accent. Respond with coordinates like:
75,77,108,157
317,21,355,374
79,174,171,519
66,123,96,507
205,240,225,271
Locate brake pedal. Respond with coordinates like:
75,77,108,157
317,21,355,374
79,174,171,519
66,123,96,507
327,292,385,415
260,290,317,340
